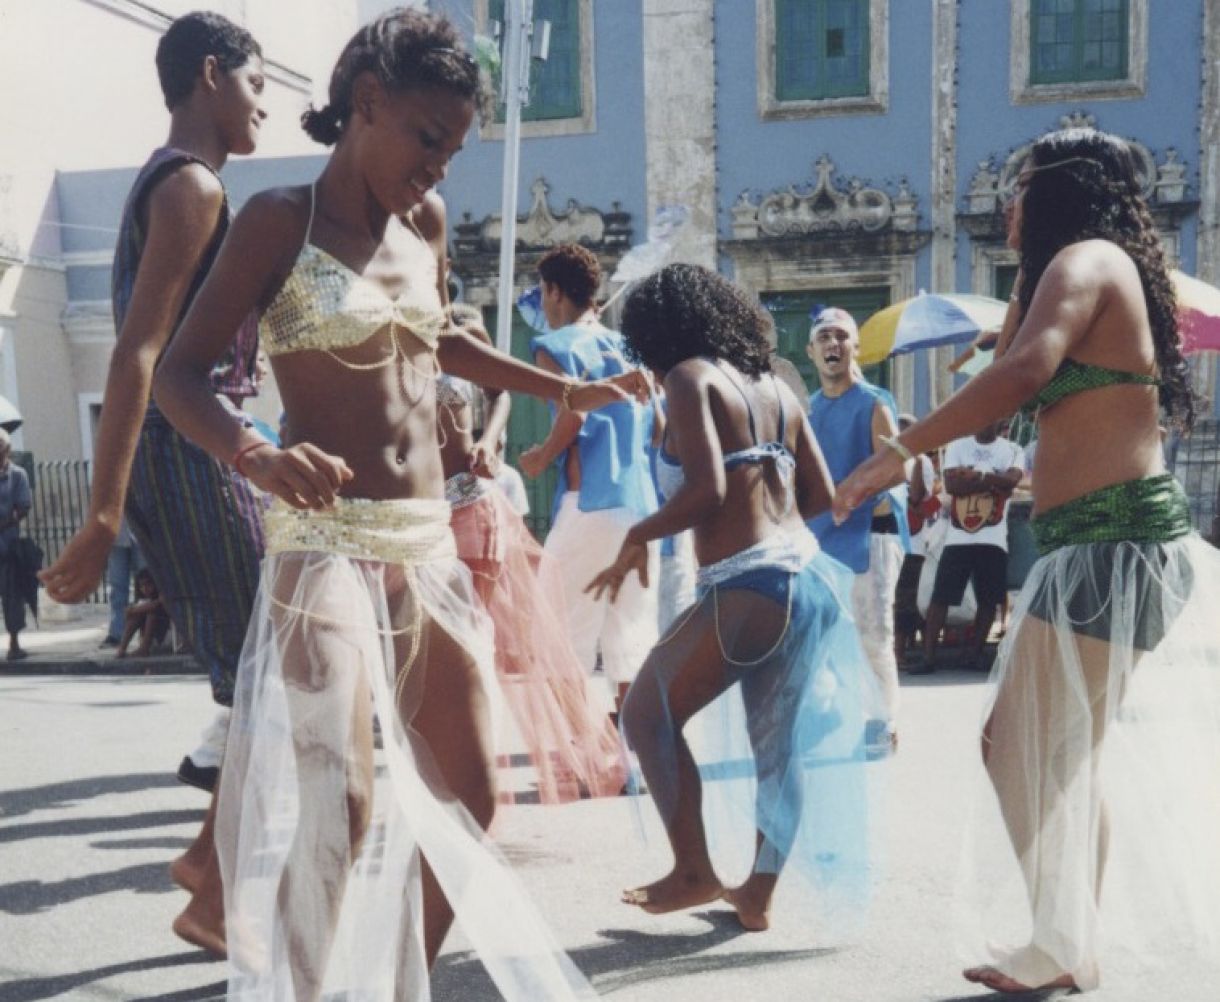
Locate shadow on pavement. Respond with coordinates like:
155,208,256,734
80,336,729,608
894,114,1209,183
432,909,835,999
0,772,182,819
0,860,178,914
91,835,194,851
0,949,217,1002
0,808,203,845
129,982,228,1001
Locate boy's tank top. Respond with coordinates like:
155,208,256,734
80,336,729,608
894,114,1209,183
112,146,259,407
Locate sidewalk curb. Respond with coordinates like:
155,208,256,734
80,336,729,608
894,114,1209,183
0,654,205,677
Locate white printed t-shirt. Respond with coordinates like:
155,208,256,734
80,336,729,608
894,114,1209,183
942,435,1026,552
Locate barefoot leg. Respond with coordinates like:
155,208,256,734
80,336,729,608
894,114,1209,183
401,616,498,968
170,784,218,894
619,603,750,912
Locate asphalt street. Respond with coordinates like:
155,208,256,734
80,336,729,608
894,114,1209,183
0,670,1212,1001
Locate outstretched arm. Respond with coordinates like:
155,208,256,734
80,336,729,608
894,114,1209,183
39,165,226,604
832,245,1104,521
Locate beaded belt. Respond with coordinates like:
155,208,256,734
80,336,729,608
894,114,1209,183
264,496,456,565
697,529,819,593
1032,473,1192,556
444,471,493,511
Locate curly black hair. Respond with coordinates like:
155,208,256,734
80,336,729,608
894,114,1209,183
156,11,262,111
301,8,487,146
1017,127,1194,430
538,244,601,308
620,264,773,378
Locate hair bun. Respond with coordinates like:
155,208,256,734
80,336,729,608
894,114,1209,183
300,104,343,146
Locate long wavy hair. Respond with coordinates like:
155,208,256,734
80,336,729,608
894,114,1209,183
620,264,773,378
1017,127,1194,430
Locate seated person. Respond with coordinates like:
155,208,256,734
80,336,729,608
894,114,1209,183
117,568,171,658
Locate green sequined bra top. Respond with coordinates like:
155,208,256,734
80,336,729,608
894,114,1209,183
1020,357,1158,416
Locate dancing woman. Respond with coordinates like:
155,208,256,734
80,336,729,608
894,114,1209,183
588,264,872,933
835,127,1220,993
153,10,638,1000
439,306,624,804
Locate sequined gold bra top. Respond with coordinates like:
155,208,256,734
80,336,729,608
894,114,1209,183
259,183,447,359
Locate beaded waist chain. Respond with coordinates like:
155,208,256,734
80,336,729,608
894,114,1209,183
264,496,456,565
697,529,819,593
1032,473,1192,556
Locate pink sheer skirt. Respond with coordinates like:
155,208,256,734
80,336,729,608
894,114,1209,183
448,473,626,803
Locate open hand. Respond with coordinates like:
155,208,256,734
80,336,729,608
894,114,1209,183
38,518,117,604
831,447,906,525
243,442,354,510
585,537,650,603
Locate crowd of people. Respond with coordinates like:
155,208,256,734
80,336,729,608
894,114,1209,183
30,7,1220,1000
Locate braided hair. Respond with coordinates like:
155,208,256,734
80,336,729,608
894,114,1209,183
1017,127,1194,430
621,264,773,378
301,8,485,146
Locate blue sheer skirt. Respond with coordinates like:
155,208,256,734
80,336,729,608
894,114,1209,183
621,529,875,929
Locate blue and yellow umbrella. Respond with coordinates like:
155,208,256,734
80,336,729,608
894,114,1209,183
857,293,1009,366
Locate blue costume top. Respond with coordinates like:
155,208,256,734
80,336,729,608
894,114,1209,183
807,380,906,573
531,322,658,520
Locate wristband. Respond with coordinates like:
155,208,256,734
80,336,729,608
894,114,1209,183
232,440,272,477
879,435,914,463
561,380,578,410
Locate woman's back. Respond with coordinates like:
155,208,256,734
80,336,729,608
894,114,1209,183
1028,240,1165,514
666,358,808,567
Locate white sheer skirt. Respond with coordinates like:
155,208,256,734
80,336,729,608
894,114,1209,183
958,534,1220,991
217,498,594,1001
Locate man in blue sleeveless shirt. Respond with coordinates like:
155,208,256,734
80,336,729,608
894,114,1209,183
806,307,909,757
519,245,659,711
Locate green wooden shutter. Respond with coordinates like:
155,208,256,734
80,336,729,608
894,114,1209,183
1030,0,1127,85
994,265,1019,303
775,0,870,102
491,0,583,123
484,305,560,539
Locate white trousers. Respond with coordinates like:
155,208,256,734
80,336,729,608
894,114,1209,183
543,492,659,684
850,532,905,723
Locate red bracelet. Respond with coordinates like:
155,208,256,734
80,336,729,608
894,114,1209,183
232,440,272,477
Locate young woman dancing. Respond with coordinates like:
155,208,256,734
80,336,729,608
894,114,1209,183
153,10,639,999
439,305,624,804
588,264,873,934
835,127,1220,993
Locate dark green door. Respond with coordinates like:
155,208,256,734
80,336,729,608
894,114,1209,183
765,286,892,390
483,306,560,539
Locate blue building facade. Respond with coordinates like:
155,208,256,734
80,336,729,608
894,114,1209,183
44,0,1218,521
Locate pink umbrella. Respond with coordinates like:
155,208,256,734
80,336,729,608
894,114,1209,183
1174,270,1220,354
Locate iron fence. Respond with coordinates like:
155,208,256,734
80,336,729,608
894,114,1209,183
1169,417,1220,537
25,459,108,605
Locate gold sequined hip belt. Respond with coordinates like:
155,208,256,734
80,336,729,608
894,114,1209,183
264,496,457,565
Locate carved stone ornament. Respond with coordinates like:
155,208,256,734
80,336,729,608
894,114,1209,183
464,177,611,252
731,155,918,240
967,112,1182,211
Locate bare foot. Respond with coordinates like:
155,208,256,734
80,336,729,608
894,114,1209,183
963,965,1077,993
172,904,227,958
622,868,724,915
169,854,205,894
721,884,771,931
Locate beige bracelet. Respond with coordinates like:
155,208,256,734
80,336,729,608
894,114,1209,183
879,435,914,462
561,381,577,410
